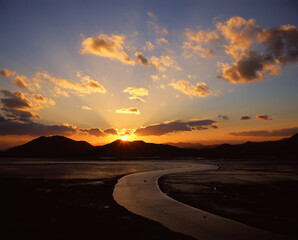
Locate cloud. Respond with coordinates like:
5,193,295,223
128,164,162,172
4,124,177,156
135,52,149,66
145,41,155,51
29,93,55,105
149,55,180,71
256,114,272,121
0,69,15,77
128,96,145,102
116,107,140,115
0,90,41,110
0,117,76,136
229,127,298,137
169,80,211,97
217,17,298,83
123,87,148,96
54,87,69,97
81,106,91,110
12,75,29,88
151,75,159,81
36,72,106,96
80,33,135,65
183,17,298,83
79,128,106,137
0,90,42,121
156,38,169,47
123,87,148,102
104,128,118,135
241,116,251,120
147,12,168,35
183,28,220,58
218,114,229,120
134,119,217,136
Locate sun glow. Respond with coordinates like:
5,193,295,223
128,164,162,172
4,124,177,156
121,136,128,141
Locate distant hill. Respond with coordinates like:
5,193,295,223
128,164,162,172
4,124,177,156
196,133,298,159
88,140,190,158
2,136,93,158
166,142,206,149
0,133,297,159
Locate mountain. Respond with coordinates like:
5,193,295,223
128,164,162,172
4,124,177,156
196,133,298,159
1,133,297,159
166,142,206,149
2,136,93,158
88,140,188,158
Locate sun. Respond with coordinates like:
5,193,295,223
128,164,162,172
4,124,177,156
121,136,128,141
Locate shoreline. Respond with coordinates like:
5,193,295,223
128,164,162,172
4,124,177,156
0,176,194,240
158,162,298,239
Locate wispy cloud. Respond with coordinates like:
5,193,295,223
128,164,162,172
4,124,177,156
134,119,217,136
116,107,140,115
230,127,298,137
36,72,106,96
81,106,91,111
169,80,211,97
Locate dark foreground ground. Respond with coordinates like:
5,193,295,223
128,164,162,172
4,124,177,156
159,161,298,239
0,177,194,240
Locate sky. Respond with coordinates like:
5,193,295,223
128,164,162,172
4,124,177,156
0,0,297,149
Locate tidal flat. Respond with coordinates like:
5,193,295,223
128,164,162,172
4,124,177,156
0,160,194,240
159,161,298,239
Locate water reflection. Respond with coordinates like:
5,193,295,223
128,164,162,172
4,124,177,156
0,159,189,179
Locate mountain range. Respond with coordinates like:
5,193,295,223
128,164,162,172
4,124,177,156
0,134,297,160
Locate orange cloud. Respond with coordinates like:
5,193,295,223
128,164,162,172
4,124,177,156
81,106,91,110
230,127,298,137
123,87,148,96
169,80,211,97
12,75,29,88
256,114,272,121
116,107,140,115
29,93,55,105
80,33,135,65
183,28,220,58
0,69,15,77
36,72,106,95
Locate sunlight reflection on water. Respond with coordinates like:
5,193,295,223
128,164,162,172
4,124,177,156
0,159,189,179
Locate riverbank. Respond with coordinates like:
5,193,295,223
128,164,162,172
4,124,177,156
158,161,298,239
0,177,194,240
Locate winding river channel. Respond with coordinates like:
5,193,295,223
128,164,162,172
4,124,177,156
113,163,293,240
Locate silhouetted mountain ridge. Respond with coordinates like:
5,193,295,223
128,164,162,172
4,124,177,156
3,135,93,158
0,133,297,159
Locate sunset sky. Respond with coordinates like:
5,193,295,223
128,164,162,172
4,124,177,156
0,0,297,149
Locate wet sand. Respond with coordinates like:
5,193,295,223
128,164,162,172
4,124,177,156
159,162,298,239
0,177,194,240
114,163,292,240
0,160,200,239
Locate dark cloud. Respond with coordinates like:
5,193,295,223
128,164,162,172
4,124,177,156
0,90,41,121
134,119,217,136
241,116,251,120
230,127,298,137
218,114,229,120
0,117,76,136
135,52,149,66
104,128,118,135
256,114,272,121
79,128,106,137
219,21,298,83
